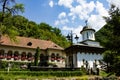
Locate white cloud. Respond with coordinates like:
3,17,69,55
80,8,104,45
68,1,109,31
58,0,73,8
49,1,54,7
58,12,66,19
60,19,69,24
54,12,69,26
95,1,109,16
56,0,111,34
107,0,120,9
62,26,74,31
54,20,60,26
86,1,109,31
88,15,106,31
54,18,69,26
69,1,95,20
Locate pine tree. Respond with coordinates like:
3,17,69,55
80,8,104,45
34,47,40,66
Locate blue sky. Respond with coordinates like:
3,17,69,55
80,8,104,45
17,0,120,42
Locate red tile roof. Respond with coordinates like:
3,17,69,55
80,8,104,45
0,36,64,50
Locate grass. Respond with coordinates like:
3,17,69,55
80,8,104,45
0,70,111,80
99,70,108,77
0,74,92,80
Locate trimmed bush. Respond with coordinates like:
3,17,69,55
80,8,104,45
0,71,83,77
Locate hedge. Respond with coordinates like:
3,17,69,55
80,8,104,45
0,71,83,77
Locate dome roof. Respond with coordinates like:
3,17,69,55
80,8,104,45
80,25,95,34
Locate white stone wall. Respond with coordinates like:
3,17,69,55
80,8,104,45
76,52,102,68
0,45,66,67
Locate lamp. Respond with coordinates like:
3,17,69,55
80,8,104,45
66,31,79,69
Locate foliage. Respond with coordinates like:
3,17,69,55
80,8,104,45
0,61,29,71
34,47,40,66
96,5,120,76
102,50,115,72
0,71,83,77
0,14,70,48
0,0,24,22
0,0,70,48
0,0,24,42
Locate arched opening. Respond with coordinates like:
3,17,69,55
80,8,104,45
27,52,33,61
56,53,60,62
21,52,26,61
7,50,12,60
39,54,48,66
40,54,44,61
51,53,55,62
14,51,19,60
0,49,5,59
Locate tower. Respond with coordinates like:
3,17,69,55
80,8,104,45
80,22,95,41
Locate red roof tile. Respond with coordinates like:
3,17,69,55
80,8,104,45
0,36,64,50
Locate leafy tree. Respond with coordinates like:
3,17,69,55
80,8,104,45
52,27,62,36
103,50,114,73
34,47,40,66
0,6,70,48
0,0,24,40
38,22,52,31
0,0,24,22
96,5,120,76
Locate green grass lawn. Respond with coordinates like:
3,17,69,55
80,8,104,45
0,70,110,80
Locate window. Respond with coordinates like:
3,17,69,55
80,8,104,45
27,42,32,46
56,54,60,62
0,49,4,59
14,51,19,60
87,32,89,39
51,53,55,62
27,52,33,61
21,52,26,61
40,53,44,61
7,50,12,60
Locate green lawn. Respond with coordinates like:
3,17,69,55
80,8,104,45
0,70,110,80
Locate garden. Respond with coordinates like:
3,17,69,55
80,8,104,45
0,61,119,80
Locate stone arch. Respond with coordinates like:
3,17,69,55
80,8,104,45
21,52,26,61
39,53,48,66
0,49,5,59
51,53,55,62
56,53,60,62
27,52,33,61
7,50,13,60
40,53,44,61
14,51,19,60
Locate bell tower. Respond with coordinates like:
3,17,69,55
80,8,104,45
80,21,95,41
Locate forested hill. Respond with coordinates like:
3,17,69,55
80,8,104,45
1,15,70,48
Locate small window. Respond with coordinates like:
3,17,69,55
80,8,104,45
87,32,89,39
14,51,19,60
21,52,26,61
0,49,5,59
54,45,57,47
27,42,32,46
7,50,12,60
40,54,44,61
56,54,60,62
51,53,55,62
27,52,33,61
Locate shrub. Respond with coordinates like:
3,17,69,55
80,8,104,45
0,71,83,77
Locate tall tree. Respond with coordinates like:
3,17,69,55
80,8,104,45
96,5,120,76
34,47,40,66
0,0,24,22
0,0,24,39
